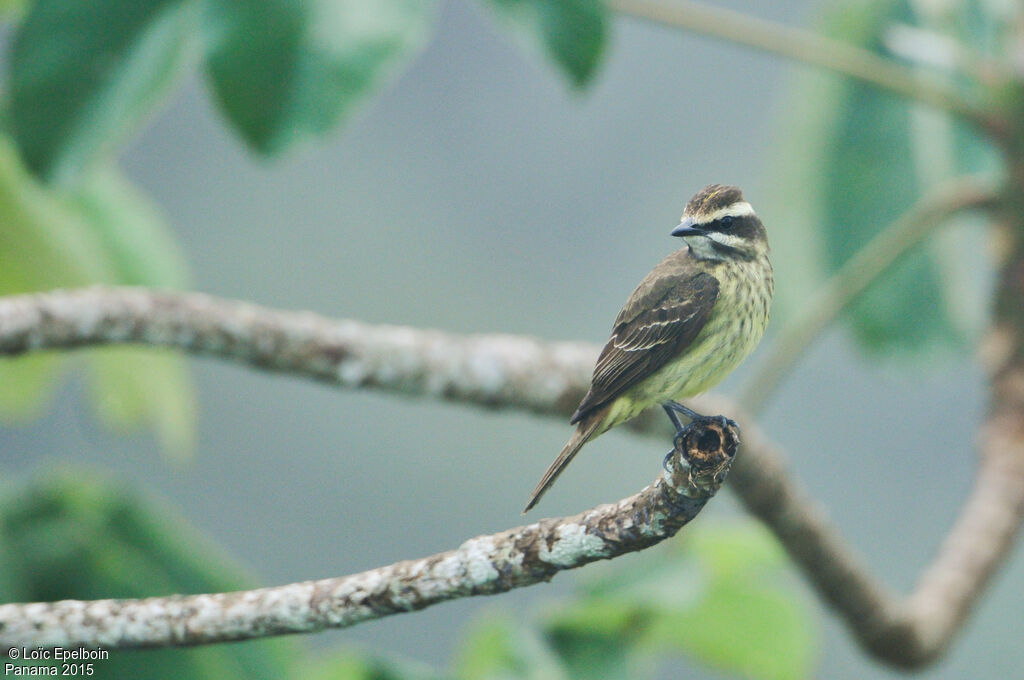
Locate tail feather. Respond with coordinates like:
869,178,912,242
523,415,603,513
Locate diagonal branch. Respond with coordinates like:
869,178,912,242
700,391,1024,667
0,419,738,649
610,0,1007,140
741,178,998,413
0,286,1020,667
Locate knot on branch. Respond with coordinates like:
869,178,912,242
660,415,740,513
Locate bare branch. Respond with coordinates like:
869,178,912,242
609,0,1007,139
0,286,1020,667
0,419,738,649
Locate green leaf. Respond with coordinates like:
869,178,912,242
0,132,196,456
544,601,634,680
765,0,996,356
67,166,197,458
63,160,196,457
68,165,190,287
0,467,299,679
643,580,813,680
476,0,607,86
0,0,29,21
544,523,816,680
0,135,115,289
643,526,816,680
0,354,64,421
456,614,568,680
301,649,442,680
0,134,113,416
10,0,198,183
204,0,438,154
87,348,197,458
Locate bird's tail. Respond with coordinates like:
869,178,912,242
523,414,604,513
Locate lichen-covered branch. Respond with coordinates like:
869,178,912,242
0,287,598,419
0,286,1021,667
0,419,738,649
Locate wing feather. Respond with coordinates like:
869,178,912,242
570,269,719,424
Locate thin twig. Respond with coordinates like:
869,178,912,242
610,0,1006,139
0,287,1020,667
740,178,998,414
0,419,738,649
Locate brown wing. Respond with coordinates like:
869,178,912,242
570,269,719,424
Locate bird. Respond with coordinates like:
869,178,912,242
523,184,773,513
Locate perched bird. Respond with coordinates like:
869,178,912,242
524,185,773,513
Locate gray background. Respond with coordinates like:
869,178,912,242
3,1,1022,677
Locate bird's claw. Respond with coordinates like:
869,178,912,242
714,414,740,436
665,412,740,474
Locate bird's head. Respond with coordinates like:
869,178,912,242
671,184,768,259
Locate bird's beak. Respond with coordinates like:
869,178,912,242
671,217,703,237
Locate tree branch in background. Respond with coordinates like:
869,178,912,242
0,286,1020,667
741,178,998,414
610,0,1007,140
0,418,738,649
701,390,1024,668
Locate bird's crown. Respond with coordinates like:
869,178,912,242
683,184,751,224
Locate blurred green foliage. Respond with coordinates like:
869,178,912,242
302,651,445,680
455,524,814,680
0,468,298,679
1,0,1016,678
766,0,998,356
203,0,440,154
10,0,199,183
540,523,815,680
9,0,607,176
0,0,609,454
0,135,195,457
476,0,607,87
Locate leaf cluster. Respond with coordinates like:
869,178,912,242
0,0,610,454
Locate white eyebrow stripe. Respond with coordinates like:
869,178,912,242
706,232,746,248
703,201,754,222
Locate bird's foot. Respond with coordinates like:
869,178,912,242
665,400,703,421
669,414,740,457
663,448,675,472
710,414,740,437
664,401,740,438
663,403,741,473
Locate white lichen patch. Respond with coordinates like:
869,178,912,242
458,536,500,585
423,356,456,396
377,326,427,387
69,302,105,340
465,344,509,397
182,594,228,637
427,553,465,585
538,523,606,567
336,569,386,600
337,357,371,385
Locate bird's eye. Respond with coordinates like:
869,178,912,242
719,216,735,228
